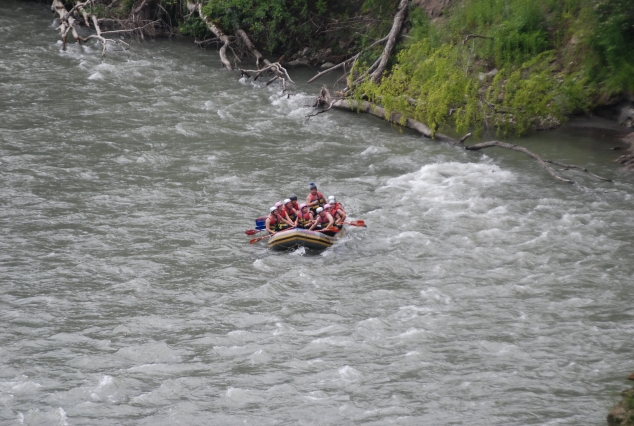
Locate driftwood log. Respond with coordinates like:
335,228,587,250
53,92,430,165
314,87,456,143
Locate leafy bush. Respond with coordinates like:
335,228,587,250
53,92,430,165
200,0,361,54
590,0,634,93
179,15,210,38
357,0,634,137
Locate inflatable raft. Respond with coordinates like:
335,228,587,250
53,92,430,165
268,227,345,251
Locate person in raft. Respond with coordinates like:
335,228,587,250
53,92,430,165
306,182,326,212
296,203,314,229
265,206,281,234
328,195,346,227
266,202,294,234
289,195,299,211
282,198,298,224
276,201,295,229
309,206,334,231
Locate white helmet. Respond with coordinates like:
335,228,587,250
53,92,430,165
315,207,324,214
270,206,276,212
283,198,291,204
328,195,336,202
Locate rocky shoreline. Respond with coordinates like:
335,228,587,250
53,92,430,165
608,375,634,426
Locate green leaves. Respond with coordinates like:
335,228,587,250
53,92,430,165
199,0,341,53
356,0,633,137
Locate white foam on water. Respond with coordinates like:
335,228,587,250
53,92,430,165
289,246,306,256
249,349,271,364
360,145,390,156
310,337,353,347
395,328,427,338
419,287,451,305
382,161,514,203
87,72,103,80
57,407,69,426
224,387,263,405
175,122,199,136
217,109,234,119
338,365,361,382
252,259,271,271
96,375,113,390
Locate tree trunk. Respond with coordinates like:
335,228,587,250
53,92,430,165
369,0,409,83
187,1,232,70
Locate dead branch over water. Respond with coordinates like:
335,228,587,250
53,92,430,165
51,0,165,55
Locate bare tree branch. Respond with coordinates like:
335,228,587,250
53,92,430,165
307,35,388,84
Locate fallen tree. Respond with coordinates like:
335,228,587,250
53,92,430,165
51,0,163,55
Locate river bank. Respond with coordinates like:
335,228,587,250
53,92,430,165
38,0,634,146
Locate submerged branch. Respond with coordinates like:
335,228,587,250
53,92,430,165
463,140,612,183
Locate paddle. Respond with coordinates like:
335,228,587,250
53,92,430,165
249,227,295,244
317,226,338,233
245,229,262,235
343,220,367,227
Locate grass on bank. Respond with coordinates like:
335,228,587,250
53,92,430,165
356,0,634,137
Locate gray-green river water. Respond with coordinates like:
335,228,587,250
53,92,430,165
1,2,634,424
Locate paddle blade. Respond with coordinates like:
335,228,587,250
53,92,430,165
318,227,338,233
249,236,263,244
245,229,259,235
348,220,367,227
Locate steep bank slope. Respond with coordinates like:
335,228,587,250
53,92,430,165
355,0,634,136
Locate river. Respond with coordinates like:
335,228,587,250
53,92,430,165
1,1,634,424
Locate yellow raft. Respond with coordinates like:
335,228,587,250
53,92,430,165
268,227,345,251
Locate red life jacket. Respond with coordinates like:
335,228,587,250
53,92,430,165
284,206,297,221
332,202,344,218
297,210,312,228
315,212,330,227
308,191,325,210
268,213,284,231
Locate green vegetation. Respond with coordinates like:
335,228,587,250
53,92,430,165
194,0,381,54
355,0,634,136
178,0,398,55
173,0,633,136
